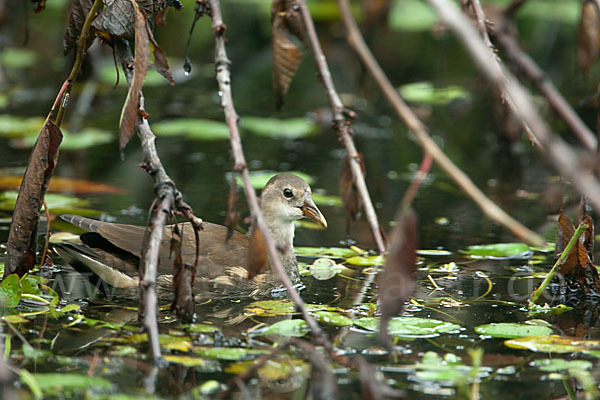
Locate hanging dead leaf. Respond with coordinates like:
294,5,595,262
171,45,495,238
248,224,267,280
171,224,194,322
577,0,600,74
119,0,150,152
63,0,95,55
145,20,175,86
5,121,62,278
225,178,240,241
339,152,365,236
378,210,418,349
272,0,305,109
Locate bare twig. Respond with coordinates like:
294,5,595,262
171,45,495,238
336,0,545,246
297,0,386,254
492,22,597,152
426,0,600,214
204,0,327,344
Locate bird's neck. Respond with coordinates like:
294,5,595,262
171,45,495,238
260,211,299,283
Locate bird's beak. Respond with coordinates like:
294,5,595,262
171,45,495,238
302,192,327,228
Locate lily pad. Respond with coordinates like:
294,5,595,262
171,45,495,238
1,48,38,69
505,335,600,353
152,118,230,140
0,191,90,211
234,170,314,189
183,323,219,333
0,115,45,138
244,300,337,316
389,0,438,31
117,333,192,352
0,274,21,308
475,323,553,339
531,359,593,372
241,116,318,139
12,128,114,150
260,319,310,337
399,81,470,105
354,317,461,337
346,255,385,266
226,358,309,380
462,243,532,259
313,311,353,327
310,192,343,207
310,258,344,280
194,346,268,360
30,373,112,395
295,246,360,259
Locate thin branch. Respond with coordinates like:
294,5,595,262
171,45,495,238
336,0,545,246
205,0,327,344
297,0,386,254
492,21,597,152
425,0,600,215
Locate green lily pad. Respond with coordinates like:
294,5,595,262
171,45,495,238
413,352,476,382
416,249,453,256
462,243,532,259
261,319,310,337
313,311,353,327
527,303,573,317
152,118,230,140
346,255,385,266
0,115,45,138
235,170,314,189
117,334,192,352
2,314,28,323
505,335,600,353
0,274,21,308
399,81,470,105
30,373,112,395
0,191,90,211
194,346,268,361
241,116,318,139
295,246,360,259
389,0,437,31
310,192,343,207
1,48,38,69
354,317,461,337
310,258,345,280
531,359,593,372
13,128,114,150
226,358,310,380
475,323,553,339
243,300,337,316
183,323,219,333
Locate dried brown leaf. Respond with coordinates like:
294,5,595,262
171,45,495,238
378,210,418,348
247,225,267,280
145,23,175,86
272,0,304,109
339,153,365,236
119,0,150,152
577,0,600,74
225,178,240,241
63,0,95,55
5,121,62,278
556,213,578,274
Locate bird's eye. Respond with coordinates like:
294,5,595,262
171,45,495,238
283,188,293,198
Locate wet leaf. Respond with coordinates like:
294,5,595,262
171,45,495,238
505,335,600,353
2,314,28,323
0,176,124,195
152,118,229,140
475,323,553,339
0,115,45,138
462,243,532,259
12,128,114,150
235,170,314,189
118,333,192,352
248,225,267,279
313,311,353,327
30,373,112,395
241,116,317,139
226,358,309,380
310,192,343,207
295,246,360,258
399,81,470,105
309,258,345,280
0,192,90,211
354,317,461,337
389,0,437,31
181,323,219,333
416,249,453,256
527,303,573,317
0,274,21,308
1,48,39,69
194,346,268,361
261,319,310,337
244,300,338,316
532,359,593,372
163,354,212,368
346,255,385,266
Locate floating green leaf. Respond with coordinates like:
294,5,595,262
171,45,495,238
0,191,90,211
244,300,338,316
13,128,114,150
295,246,360,259
388,0,438,31
261,319,310,337
30,373,112,395
152,118,230,140
0,274,21,308
399,81,470,105
241,116,318,139
194,346,268,360
0,115,45,138
1,48,38,69
225,358,309,380
475,323,553,339
182,323,219,333
310,258,345,280
346,255,385,266
310,192,343,207
235,170,314,189
527,303,573,317
313,311,353,327
354,317,461,337
462,243,532,259
505,335,600,353
531,359,593,372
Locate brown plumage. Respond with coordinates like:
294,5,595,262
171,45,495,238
54,173,326,300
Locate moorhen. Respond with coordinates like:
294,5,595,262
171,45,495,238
54,173,327,300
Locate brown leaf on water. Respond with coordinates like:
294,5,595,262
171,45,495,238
272,0,304,109
0,176,124,195
378,210,418,349
171,224,194,322
339,153,365,236
225,178,240,242
5,121,62,278
577,0,600,74
247,224,267,280
119,0,150,152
